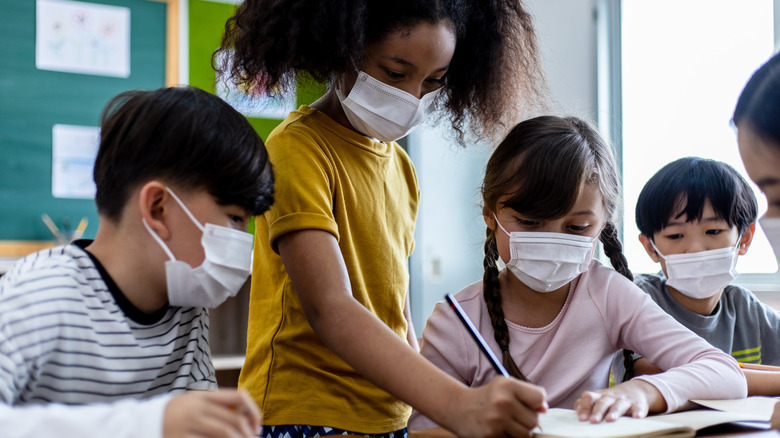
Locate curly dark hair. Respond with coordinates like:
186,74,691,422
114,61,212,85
215,0,547,144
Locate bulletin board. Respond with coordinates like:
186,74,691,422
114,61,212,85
0,0,174,242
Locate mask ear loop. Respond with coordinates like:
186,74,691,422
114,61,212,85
165,187,205,233
143,218,176,262
493,213,511,237
650,239,667,260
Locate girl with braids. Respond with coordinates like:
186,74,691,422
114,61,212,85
217,1,549,437
409,116,747,430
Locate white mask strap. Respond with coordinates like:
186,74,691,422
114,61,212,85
493,213,511,237
650,239,666,259
165,187,205,232
142,218,176,261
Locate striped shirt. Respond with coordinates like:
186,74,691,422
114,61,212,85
0,241,216,436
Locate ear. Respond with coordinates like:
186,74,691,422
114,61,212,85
638,234,660,263
483,207,496,231
138,181,172,240
738,223,756,256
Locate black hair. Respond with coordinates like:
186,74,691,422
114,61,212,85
215,0,547,144
93,86,274,221
480,116,633,381
733,52,780,145
635,157,758,239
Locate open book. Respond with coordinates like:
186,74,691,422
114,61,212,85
533,397,777,438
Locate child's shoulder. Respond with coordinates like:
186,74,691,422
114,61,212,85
0,244,96,305
722,283,770,309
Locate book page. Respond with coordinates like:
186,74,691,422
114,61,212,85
534,409,693,438
690,397,778,421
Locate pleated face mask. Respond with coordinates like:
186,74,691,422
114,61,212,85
143,188,253,308
336,71,441,143
652,239,740,299
495,215,596,292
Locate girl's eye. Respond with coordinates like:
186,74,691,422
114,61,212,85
425,77,445,85
568,225,590,232
385,69,404,79
229,215,248,226
517,219,538,227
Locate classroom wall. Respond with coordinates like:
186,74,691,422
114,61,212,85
408,0,600,330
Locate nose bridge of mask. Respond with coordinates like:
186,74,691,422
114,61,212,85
166,188,206,233
201,224,254,269
493,214,595,262
347,72,440,125
652,238,739,263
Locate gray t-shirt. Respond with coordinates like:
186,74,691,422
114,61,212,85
635,273,780,364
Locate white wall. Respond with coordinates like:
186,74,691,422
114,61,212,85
407,0,600,330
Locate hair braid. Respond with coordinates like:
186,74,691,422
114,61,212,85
599,221,636,381
599,222,633,282
482,228,528,381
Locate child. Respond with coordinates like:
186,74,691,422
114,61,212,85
409,116,746,430
0,87,271,437
626,157,780,394
733,51,780,427
217,0,549,436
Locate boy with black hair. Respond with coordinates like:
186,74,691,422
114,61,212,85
0,86,273,437
630,156,780,394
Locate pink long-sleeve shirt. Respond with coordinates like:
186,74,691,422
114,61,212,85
408,260,747,430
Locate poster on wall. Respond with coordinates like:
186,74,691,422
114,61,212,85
51,124,99,199
36,0,130,78
215,50,296,119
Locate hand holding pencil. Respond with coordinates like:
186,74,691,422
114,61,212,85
444,294,548,437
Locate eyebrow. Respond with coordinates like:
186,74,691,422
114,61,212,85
387,55,449,73
569,210,596,217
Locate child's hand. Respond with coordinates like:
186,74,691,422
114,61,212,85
163,389,261,438
574,380,665,423
454,377,547,437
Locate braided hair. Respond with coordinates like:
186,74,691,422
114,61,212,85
480,116,634,382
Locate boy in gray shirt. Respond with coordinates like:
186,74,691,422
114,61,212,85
625,156,780,395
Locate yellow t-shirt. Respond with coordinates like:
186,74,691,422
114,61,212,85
240,106,418,433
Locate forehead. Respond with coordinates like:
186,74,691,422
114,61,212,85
666,197,725,225
737,124,780,193
498,182,607,217
367,21,457,69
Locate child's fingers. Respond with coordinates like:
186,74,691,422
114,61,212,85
236,390,262,432
510,378,547,412
575,391,599,421
198,399,256,438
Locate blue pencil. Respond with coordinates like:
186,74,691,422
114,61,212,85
445,294,509,378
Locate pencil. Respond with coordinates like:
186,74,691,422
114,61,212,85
445,294,509,377
739,362,780,372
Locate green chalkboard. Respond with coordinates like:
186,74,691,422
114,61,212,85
0,0,166,240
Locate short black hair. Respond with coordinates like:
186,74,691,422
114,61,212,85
93,86,274,221
635,157,757,238
733,52,780,145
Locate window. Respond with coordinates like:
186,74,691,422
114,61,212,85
618,0,778,282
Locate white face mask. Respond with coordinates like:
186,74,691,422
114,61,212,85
494,215,596,292
759,216,780,263
143,188,254,308
335,71,441,142
651,239,740,300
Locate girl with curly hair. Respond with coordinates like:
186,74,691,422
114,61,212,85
216,1,548,436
